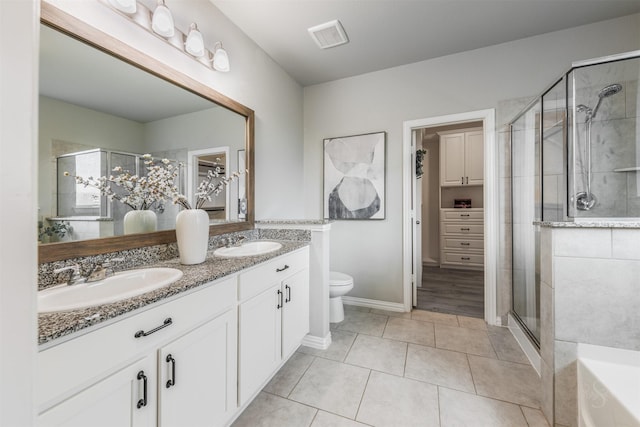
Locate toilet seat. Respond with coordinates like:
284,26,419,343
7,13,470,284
330,271,353,286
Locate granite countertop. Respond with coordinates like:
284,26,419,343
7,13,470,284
256,219,334,225
38,240,309,346
536,221,640,228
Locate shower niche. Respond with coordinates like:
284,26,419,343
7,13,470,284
509,51,640,345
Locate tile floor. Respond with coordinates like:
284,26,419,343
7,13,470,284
232,306,549,427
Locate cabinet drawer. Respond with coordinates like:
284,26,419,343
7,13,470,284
238,247,309,301
442,252,484,266
442,223,484,236
441,237,484,251
442,210,484,221
37,276,237,410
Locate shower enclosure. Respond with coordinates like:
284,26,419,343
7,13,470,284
510,51,640,345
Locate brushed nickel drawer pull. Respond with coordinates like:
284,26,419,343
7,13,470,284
135,318,172,338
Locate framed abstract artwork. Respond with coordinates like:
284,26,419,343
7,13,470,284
323,131,386,220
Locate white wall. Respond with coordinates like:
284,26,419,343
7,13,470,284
0,1,38,425
304,14,640,304
45,0,305,220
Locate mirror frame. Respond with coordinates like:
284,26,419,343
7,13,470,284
39,3,255,263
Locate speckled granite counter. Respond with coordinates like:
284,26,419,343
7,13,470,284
536,221,640,228
257,219,333,225
38,240,308,346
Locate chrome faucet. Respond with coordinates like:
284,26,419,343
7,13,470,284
86,257,125,282
220,235,246,248
53,264,86,286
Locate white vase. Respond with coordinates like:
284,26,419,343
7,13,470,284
123,210,157,235
175,209,210,265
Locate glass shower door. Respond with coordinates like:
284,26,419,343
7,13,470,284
511,101,541,344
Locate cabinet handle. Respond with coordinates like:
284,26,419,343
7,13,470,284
460,242,471,246
466,177,469,184
461,257,471,261
136,371,148,409
461,177,464,185
276,265,290,273
277,290,283,309
166,354,176,389
285,284,291,303
460,228,470,231
461,214,470,217
134,318,173,338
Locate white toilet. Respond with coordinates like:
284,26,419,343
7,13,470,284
329,271,354,323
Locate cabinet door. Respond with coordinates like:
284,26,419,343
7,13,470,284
38,357,155,427
465,131,484,185
238,283,282,406
440,133,466,186
157,309,237,427
282,269,310,358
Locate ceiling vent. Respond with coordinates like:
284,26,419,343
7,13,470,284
308,19,349,49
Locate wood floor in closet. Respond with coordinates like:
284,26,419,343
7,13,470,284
416,266,484,318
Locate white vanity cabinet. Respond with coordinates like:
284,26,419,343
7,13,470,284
439,129,484,186
237,248,310,406
37,276,238,427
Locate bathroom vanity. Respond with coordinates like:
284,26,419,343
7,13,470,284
36,244,309,427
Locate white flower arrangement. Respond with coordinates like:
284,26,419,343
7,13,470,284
65,154,182,211
173,161,246,210
66,154,247,212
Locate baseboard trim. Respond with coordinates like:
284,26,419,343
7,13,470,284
508,313,541,376
342,296,406,312
301,332,332,350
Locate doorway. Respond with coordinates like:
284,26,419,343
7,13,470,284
402,109,498,325
416,122,484,318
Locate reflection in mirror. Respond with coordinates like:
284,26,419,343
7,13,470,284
38,23,248,247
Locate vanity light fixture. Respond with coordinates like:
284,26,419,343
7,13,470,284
185,23,205,57
108,0,137,14
151,0,175,38
212,42,230,72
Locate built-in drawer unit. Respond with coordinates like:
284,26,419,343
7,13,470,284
439,208,484,270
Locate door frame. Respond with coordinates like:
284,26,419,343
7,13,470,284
402,108,498,325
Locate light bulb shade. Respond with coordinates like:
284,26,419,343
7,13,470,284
108,0,137,14
151,1,175,38
185,23,205,57
213,45,230,72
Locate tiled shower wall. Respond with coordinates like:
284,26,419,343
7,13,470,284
540,225,640,426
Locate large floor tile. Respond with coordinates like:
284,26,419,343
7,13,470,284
344,305,371,313
335,311,388,336
289,357,370,419
263,352,315,397
404,344,475,393
458,315,488,330
468,355,540,408
382,317,435,346
411,309,459,326
370,308,411,319
435,324,497,357
521,406,551,427
439,387,528,427
356,371,439,427
311,411,370,427
344,334,407,376
299,330,357,362
487,325,530,365
232,392,317,427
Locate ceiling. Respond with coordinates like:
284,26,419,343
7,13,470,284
211,0,640,86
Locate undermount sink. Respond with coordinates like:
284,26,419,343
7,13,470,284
38,267,183,313
213,240,282,258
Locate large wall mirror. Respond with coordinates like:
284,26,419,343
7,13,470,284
39,4,254,263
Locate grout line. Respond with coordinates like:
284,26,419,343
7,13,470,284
286,354,316,399
518,405,531,427
437,385,443,427
465,353,478,395
354,368,373,423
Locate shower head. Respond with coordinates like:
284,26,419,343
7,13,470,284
598,83,623,98
576,104,592,114
591,83,623,119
